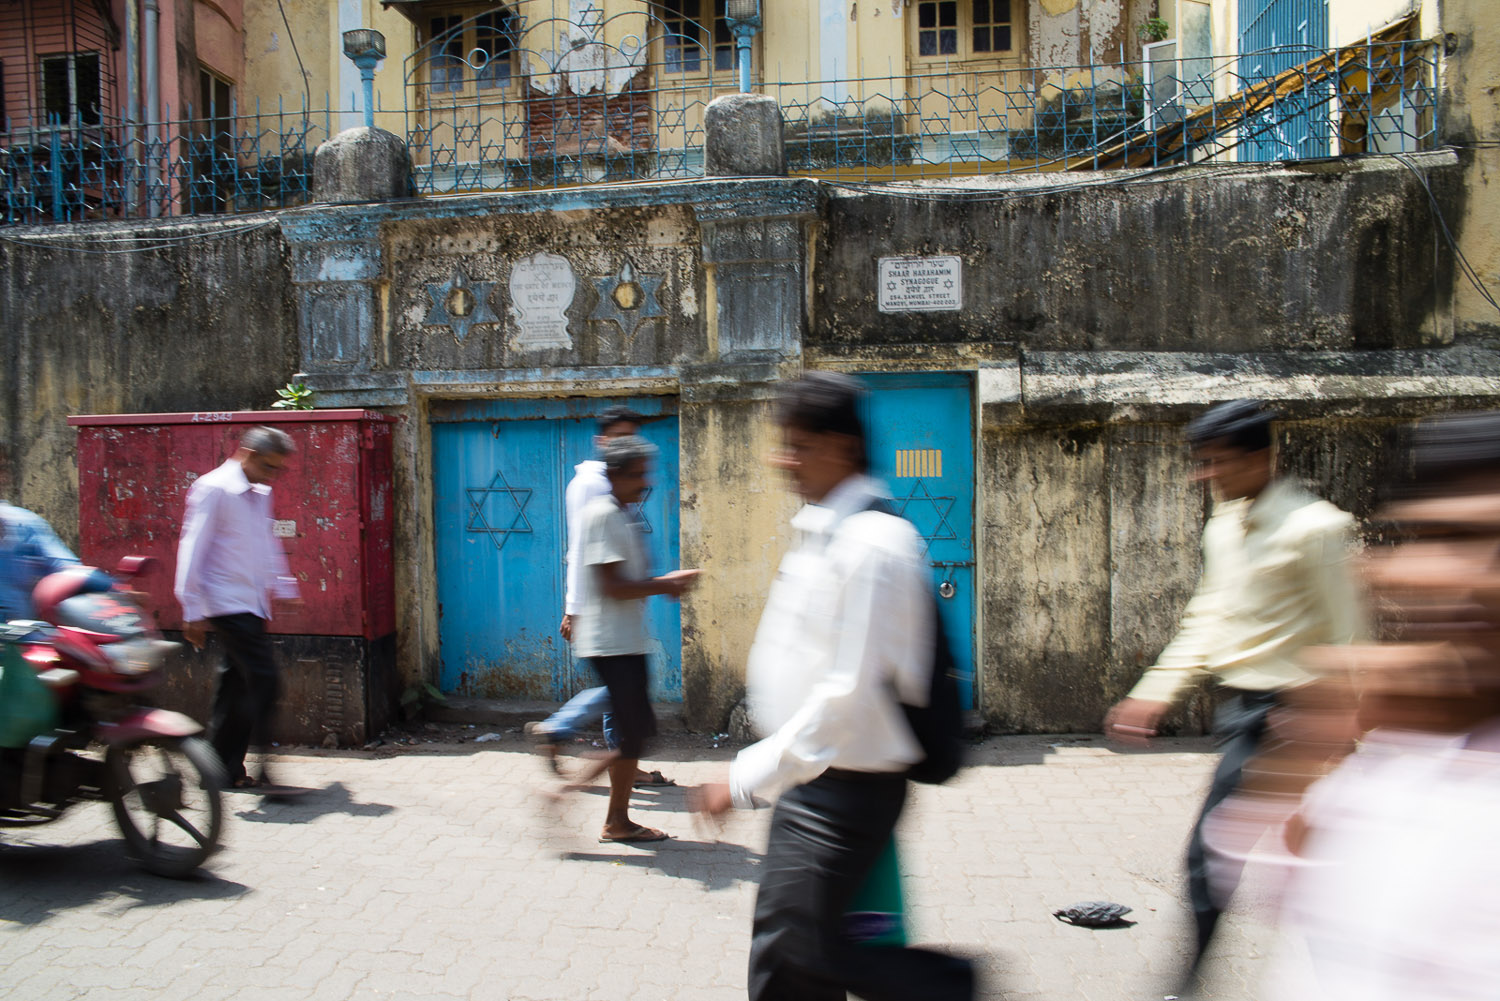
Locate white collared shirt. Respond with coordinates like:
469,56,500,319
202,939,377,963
729,474,933,809
174,459,299,623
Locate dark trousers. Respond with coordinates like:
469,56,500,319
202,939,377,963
207,613,279,782
749,770,975,1001
1186,690,1277,966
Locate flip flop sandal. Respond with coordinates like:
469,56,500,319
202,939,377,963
632,770,676,787
598,825,669,844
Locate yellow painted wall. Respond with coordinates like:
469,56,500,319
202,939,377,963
1445,0,1500,338
241,0,332,113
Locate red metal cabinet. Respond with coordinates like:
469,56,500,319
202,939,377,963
68,410,395,639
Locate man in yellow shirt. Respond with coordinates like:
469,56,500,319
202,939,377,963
1105,398,1364,987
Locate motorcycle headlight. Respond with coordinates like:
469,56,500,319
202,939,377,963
101,639,165,676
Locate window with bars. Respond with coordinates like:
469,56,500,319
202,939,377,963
914,0,1014,59
661,0,735,75
39,52,101,127
425,7,518,94
429,16,464,93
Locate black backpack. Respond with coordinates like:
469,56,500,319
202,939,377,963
862,499,966,785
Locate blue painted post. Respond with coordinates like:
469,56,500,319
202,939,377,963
725,1,762,93
49,119,63,222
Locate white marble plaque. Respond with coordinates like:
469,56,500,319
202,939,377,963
509,252,577,349
877,255,963,312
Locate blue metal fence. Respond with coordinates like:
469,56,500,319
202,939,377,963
1,34,1438,226
1,99,336,225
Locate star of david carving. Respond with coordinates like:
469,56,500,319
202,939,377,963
466,470,534,551
424,267,500,343
895,478,958,555
591,258,664,341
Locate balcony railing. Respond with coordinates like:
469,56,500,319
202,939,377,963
0,37,1438,227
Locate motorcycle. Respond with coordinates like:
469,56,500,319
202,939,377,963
0,558,224,878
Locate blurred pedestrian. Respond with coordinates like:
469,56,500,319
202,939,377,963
693,373,975,1001
1104,399,1365,989
0,502,79,622
1265,411,1500,1001
528,407,674,787
555,434,697,842
175,426,301,790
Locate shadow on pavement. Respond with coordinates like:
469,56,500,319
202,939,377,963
230,780,395,824
561,836,761,892
0,837,248,925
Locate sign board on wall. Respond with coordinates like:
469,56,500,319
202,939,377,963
877,255,963,313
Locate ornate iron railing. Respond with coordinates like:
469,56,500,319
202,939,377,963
0,35,1438,226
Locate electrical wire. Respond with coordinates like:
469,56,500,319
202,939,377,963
276,0,312,114
1393,151,1500,317
0,216,280,254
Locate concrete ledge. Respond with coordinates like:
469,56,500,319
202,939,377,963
1011,345,1500,424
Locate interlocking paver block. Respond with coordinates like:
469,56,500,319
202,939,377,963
0,734,1281,1000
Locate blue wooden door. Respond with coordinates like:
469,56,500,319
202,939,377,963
859,373,976,709
431,397,682,701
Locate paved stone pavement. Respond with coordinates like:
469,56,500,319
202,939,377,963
0,731,1285,1001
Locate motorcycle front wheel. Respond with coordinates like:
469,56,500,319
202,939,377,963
106,736,225,878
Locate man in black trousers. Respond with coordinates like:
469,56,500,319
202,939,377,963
694,372,974,1001
175,426,301,789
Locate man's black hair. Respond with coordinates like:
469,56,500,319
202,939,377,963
597,406,644,436
775,372,870,472
1186,399,1276,453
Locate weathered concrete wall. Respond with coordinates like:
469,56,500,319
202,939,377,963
4,146,1497,737
813,153,1459,353
0,216,300,547
679,394,800,728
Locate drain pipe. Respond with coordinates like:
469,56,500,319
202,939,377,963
124,0,140,214
143,0,161,216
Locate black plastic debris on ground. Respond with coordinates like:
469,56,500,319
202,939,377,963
1052,901,1135,928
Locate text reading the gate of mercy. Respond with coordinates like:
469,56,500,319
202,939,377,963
877,256,963,313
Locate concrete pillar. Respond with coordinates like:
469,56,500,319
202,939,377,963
313,126,413,205
704,93,787,178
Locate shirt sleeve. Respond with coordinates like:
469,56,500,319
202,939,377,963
21,510,79,575
582,503,629,569
174,482,221,624
729,521,931,808
1310,512,1366,648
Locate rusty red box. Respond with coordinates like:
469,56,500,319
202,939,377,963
68,410,395,640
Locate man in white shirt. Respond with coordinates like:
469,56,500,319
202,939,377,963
694,373,975,1001
175,426,301,790
1105,399,1364,987
559,435,698,843
527,407,643,770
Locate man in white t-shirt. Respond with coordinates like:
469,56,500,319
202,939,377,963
526,407,643,771
558,435,698,843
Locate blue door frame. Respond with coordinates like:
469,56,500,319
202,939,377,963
859,373,977,710
431,397,683,701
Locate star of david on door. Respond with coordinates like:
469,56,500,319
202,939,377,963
895,479,957,556
466,469,533,550
631,486,653,534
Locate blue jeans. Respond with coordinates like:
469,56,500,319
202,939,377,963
540,685,617,749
